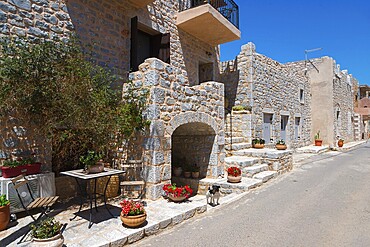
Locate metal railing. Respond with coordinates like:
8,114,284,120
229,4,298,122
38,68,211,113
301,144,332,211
179,0,239,28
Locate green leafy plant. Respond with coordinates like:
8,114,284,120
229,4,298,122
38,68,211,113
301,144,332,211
314,131,321,140
30,217,61,239
276,140,286,145
252,138,265,145
79,150,103,168
232,105,252,112
2,160,22,168
0,194,10,207
0,37,150,174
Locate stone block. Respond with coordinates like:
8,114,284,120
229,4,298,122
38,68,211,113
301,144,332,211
146,183,164,200
9,0,31,11
161,164,171,181
151,87,165,104
144,104,160,120
143,137,161,151
151,151,164,165
144,70,160,86
144,166,161,183
144,222,160,236
149,121,164,136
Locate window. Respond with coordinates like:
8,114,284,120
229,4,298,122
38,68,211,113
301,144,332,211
294,117,301,141
130,17,170,71
299,89,304,103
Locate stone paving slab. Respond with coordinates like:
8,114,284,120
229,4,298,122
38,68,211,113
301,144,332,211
225,156,259,167
295,145,329,154
234,148,293,158
253,171,277,182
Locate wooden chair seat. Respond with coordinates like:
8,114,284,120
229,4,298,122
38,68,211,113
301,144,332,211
120,181,145,186
27,196,59,210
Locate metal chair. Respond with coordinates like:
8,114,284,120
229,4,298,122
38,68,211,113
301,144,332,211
11,174,59,243
11,174,59,223
120,160,145,199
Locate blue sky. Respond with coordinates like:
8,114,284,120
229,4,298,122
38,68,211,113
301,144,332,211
220,0,370,86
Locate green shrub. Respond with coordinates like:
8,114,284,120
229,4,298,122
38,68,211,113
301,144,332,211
232,105,252,111
0,37,149,174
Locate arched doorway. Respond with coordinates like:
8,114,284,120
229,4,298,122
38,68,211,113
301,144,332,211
171,122,216,195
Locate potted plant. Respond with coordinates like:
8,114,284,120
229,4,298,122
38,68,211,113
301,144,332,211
314,131,322,146
162,183,193,202
173,164,182,177
232,105,252,113
1,157,42,178
30,217,64,246
276,140,287,150
338,138,344,147
252,138,265,149
227,166,242,183
191,164,200,178
119,199,146,228
0,194,10,231
183,164,192,178
79,151,104,174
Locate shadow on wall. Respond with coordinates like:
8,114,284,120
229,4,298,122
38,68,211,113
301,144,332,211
220,58,239,110
0,115,51,171
171,122,215,194
178,29,220,86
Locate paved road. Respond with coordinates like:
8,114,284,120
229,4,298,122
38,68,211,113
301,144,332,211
134,142,370,247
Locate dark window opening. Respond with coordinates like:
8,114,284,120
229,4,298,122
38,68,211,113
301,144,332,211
130,17,170,71
198,62,214,85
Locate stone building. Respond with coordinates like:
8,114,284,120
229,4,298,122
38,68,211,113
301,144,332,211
289,57,359,146
355,87,370,139
221,42,312,150
0,0,241,199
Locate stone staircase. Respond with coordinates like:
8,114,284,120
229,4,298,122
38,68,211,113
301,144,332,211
199,136,293,195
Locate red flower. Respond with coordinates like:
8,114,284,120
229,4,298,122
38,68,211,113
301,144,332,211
163,183,192,198
120,199,145,216
227,166,241,177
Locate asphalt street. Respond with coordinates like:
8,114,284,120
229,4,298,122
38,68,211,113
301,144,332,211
134,142,370,247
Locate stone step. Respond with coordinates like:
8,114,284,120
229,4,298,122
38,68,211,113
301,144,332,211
225,142,251,151
233,148,292,158
224,156,259,167
225,137,245,144
253,171,277,183
199,177,263,195
242,164,269,177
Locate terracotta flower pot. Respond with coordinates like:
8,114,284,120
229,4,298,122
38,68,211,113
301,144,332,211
338,140,344,147
86,162,104,174
0,203,10,231
227,175,242,183
183,171,191,178
33,233,64,247
315,139,323,146
168,194,187,202
120,212,147,228
276,144,287,150
173,167,182,177
191,171,200,178
253,143,264,149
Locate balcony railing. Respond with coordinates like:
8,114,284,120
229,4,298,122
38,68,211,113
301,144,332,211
179,0,239,28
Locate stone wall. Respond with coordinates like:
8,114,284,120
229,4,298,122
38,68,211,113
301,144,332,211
221,42,312,149
127,58,225,200
0,0,223,179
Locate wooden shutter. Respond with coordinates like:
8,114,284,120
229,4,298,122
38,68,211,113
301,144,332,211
159,33,170,64
130,17,138,71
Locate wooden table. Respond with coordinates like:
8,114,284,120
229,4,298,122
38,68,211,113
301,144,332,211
61,168,125,228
